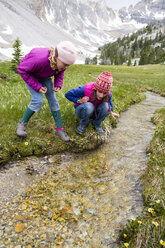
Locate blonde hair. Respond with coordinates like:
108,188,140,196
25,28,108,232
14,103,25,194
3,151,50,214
48,47,58,70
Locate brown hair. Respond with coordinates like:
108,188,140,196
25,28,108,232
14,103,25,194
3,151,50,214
48,47,58,70
92,89,109,102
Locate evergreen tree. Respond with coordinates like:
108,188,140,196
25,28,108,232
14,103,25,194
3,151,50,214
91,56,97,65
11,38,23,73
85,57,90,64
127,57,131,66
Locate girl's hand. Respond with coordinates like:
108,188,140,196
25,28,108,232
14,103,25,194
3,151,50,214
110,111,120,119
39,86,47,94
80,96,90,103
53,87,61,92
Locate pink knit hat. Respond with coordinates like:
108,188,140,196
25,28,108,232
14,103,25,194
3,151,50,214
94,72,113,93
57,41,76,65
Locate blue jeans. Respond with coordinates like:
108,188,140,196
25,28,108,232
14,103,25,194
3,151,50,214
25,78,60,112
75,102,109,127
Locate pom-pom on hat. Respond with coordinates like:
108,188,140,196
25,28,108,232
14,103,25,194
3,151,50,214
57,41,76,65
94,71,113,93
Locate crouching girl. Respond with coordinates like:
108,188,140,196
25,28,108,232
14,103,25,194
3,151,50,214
65,71,120,134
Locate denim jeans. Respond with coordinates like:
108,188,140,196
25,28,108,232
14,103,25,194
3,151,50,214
75,102,109,127
25,78,60,112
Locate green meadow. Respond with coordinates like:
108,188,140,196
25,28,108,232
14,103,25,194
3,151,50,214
0,62,165,247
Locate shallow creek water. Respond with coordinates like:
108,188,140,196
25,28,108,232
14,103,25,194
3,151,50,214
0,92,165,248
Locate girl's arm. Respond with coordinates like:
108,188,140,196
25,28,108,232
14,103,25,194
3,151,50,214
18,57,42,92
109,92,120,119
54,70,65,89
109,92,113,111
65,86,85,103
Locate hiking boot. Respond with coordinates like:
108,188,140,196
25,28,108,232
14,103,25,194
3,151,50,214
16,122,27,137
93,126,104,134
77,124,86,135
55,128,70,142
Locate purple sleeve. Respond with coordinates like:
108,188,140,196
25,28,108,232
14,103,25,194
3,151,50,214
17,57,42,92
54,70,64,89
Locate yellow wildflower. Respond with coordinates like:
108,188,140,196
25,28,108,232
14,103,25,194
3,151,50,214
152,221,159,227
148,208,154,213
24,142,29,146
123,234,127,238
132,218,136,221
160,240,165,246
138,220,142,224
124,243,129,247
156,200,160,204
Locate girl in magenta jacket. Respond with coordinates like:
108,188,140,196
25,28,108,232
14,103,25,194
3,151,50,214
65,71,120,134
16,41,76,142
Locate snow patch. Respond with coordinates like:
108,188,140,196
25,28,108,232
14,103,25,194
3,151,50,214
154,12,165,20
2,25,12,35
145,6,151,16
0,47,13,59
0,36,9,44
45,7,54,24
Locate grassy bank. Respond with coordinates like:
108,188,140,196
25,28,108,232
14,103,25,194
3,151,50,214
0,62,165,247
119,108,165,248
0,62,148,165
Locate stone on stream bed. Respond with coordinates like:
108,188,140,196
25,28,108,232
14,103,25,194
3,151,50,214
0,92,165,247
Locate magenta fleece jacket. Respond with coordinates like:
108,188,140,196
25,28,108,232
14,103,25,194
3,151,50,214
17,48,64,92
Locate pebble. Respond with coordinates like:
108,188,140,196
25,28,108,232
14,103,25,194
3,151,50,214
1,92,162,247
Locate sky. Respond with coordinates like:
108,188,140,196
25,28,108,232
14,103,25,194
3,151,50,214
106,0,141,10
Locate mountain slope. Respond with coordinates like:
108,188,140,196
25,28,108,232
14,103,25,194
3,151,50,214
0,0,164,63
98,20,165,66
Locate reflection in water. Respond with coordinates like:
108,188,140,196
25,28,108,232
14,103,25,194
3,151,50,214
0,92,165,247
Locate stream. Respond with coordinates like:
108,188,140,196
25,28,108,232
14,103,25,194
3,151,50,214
0,91,165,248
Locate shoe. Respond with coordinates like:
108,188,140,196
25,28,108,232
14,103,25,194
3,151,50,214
55,128,70,142
16,122,27,137
77,124,86,135
93,126,104,134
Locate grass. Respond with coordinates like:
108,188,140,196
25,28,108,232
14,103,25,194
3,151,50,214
0,62,146,165
119,108,165,248
0,62,165,247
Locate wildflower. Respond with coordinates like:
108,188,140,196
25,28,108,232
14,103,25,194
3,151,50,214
148,207,156,216
160,240,165,246
124,243,129,247
148,208,154,213
156,200,160,204
123,234,127,238
152,221,159,227
24,142,29,146
138,220,142,224
153,155,156,159
131,218,136,221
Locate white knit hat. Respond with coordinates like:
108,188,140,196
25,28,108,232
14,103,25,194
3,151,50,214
57,41,76,65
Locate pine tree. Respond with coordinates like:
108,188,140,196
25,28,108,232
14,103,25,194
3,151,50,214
85,57,90,64
127,57,131,66
11,38,23,73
